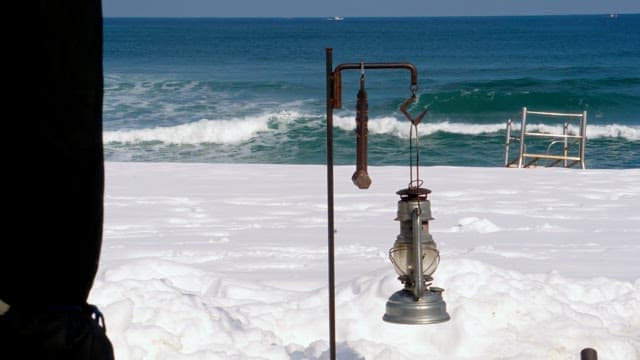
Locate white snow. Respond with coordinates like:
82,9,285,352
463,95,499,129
91,163,640,359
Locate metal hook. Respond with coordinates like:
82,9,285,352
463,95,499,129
410,84,419,97
400,95,429,126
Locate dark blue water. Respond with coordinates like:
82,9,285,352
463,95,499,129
103,15,640,168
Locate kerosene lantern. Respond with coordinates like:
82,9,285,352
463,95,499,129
383,95,450,324
383,185,450,324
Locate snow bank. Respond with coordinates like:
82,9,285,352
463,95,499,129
92,163,640,359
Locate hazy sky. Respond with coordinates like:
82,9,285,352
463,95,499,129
103,0,640,18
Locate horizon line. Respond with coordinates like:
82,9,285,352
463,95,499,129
103,12,639,19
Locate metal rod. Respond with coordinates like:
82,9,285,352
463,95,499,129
580,348,598,360
522,153,582,161
332,62,418,110
518,107,527,168
412,208,424,300
580,111,587,169
504,118,512,167
563,122,569,168
325,47,337,360
526,110,585,117
523,132,583,139
334,62,418,85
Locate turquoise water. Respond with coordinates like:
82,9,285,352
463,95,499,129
103,15,640,168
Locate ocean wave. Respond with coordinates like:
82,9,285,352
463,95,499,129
104,111,302,145
104,109,640,146
519,123,640,141
585,124,640,141
334,115,640,141
334,115,505,137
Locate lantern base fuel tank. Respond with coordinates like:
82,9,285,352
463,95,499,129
383,287,450,324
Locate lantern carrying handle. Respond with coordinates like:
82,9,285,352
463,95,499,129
401,94,430,190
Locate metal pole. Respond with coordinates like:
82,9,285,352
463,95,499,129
505,118,512,167
580,111,587,169
412,208,424,299
580,348,598,360
518,107,527,168
563,122,569,168
325,47,337,360
333,63,418,86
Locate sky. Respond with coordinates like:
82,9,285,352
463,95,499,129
103,0,640,18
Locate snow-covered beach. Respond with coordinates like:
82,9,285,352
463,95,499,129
92,162,640,359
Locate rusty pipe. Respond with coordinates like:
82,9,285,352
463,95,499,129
325,48,337,360
332,62,418,109
352,74,371,189
334,62,418,84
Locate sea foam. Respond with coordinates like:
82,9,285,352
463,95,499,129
104,118,269,144
104,111,303,145
335,115,640,141
104,110,640,148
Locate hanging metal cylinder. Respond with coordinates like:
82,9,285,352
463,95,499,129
352,72,371,189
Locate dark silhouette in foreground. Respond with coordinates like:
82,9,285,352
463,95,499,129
1,1,114,358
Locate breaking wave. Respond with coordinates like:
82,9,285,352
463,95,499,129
334,115,640,141
104,111,302,145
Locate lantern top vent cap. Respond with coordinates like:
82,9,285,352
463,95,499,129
396,187,431,201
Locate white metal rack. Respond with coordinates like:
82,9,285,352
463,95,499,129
505,107,587,169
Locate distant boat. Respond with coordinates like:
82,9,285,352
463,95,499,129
609,13,618,18
329,16,344,21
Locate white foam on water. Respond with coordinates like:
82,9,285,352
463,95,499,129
104,111,303,145
333,115,640,141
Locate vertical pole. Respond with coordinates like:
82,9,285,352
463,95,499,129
580,111,587,169
580,348,598,360
563,122,569,168
504,118,512,167
518,107,527,168
325,48,337,360
412,208,425,299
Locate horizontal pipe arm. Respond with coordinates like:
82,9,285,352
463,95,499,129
334,62,418,86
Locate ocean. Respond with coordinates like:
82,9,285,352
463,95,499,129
103,15,640,168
